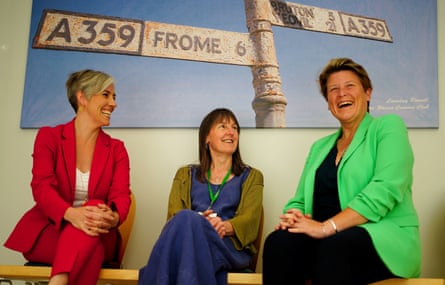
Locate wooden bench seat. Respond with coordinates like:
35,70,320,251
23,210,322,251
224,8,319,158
0,265,138,285
0,265,443,285
370,278,444,285
0,265,262,285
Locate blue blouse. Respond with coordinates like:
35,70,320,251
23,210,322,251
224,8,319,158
190,167,250,221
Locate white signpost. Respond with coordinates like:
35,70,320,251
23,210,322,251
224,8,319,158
32,0,391,127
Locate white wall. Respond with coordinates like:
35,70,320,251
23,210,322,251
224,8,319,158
1,0,444,278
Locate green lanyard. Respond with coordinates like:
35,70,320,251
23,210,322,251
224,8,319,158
206,167,232,209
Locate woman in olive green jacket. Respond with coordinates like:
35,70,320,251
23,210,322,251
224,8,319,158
139,108,263,285
167,165,263,254
263,58,420,285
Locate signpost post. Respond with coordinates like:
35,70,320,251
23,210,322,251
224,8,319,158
244,0,287,127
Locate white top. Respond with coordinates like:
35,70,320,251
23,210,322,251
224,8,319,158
74,168,89,207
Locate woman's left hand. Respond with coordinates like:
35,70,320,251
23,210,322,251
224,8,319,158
206,215,226,238
84,204,119,234
201,210,226,238
282,209,327,239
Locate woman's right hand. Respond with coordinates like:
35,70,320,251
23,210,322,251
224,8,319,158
276,208,335,239
275,208,308,230
64,206,104,236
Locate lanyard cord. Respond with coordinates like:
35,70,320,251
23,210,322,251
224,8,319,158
206,167,232,209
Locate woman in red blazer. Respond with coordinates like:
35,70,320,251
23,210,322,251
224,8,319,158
4,69,131,285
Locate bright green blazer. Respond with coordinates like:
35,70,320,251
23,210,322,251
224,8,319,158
284,113,421,278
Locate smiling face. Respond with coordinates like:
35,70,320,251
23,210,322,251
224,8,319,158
80,83,117,127
206,117,239,157
326,70,371,126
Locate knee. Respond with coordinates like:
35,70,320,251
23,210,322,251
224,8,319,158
170,209,200,223
314,235,350,264
166,209,202,229
317,234,349,253
174,209,196,218
264,230,281,250
263,230,291,253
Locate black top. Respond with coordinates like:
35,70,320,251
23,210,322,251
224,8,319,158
312,145,341,222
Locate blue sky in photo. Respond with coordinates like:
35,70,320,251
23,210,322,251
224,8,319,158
21,0,437,128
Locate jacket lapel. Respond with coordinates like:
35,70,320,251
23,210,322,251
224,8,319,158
315,130,340,168
89,130,110,197
339,113,372,166
61,120,77,201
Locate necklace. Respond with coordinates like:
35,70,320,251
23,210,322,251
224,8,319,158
206,167,232,210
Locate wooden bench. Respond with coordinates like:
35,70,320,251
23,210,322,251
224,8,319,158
0,265,262,285
0,265,443,285
370,278,444,285
0,266,137,285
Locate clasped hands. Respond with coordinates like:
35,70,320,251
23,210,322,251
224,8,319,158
200,209,232,239
65,203,119,237
276,208,332,239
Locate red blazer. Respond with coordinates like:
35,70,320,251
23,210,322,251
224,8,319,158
4,119,131,253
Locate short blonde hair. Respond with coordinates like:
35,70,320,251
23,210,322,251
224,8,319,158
66,69,114,112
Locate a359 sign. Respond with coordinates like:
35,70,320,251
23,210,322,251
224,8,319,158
340,12,392,42
34,10,144,54
33,9,255,66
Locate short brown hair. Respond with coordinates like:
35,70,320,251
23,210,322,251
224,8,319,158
318,58,372,101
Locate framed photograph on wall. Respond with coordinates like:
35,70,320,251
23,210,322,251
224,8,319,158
21,0,437,128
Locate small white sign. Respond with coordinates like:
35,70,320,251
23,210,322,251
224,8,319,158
269,0,392,42
143,21,254,66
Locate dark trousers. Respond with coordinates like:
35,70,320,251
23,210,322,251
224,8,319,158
262,227,395,285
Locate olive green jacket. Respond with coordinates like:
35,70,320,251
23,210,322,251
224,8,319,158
284,113,421,278
167,166,264,254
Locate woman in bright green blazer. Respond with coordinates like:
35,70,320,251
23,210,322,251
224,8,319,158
263,58,420,285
